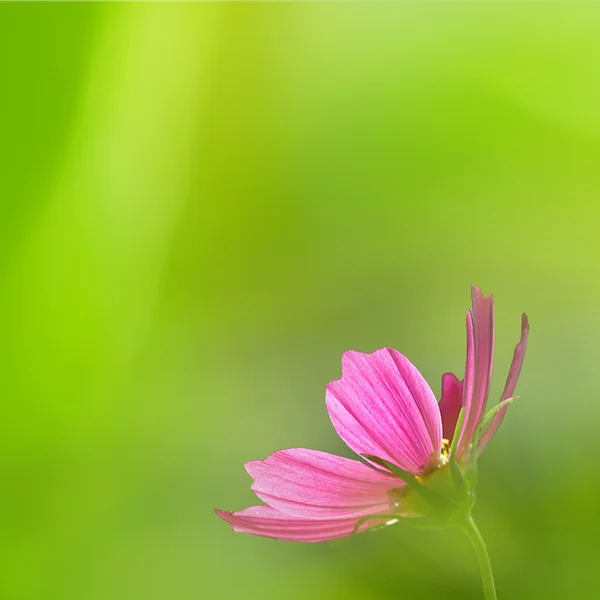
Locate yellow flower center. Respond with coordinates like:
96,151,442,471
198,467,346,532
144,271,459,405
420,438,451,476
386,439,454,514
441,438,451,458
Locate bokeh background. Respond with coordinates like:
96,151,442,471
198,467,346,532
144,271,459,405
2,3,600,599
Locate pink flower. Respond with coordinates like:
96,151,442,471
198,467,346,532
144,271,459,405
216,286,529,542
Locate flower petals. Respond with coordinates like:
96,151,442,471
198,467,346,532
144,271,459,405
478,313,530,453
214,505,390,543
438,373,464,442
326,348,442,474
459,286,495,454
246,448,400,519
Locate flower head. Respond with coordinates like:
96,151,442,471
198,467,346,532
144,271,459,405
216,285,529,542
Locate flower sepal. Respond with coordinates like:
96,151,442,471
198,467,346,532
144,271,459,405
361,454,456,517
356,408,481,531
475,396,519,445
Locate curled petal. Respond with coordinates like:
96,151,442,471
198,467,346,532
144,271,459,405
215,505,391,543
246,448,400,519
459,286,495,455
326,348,442,475
478,313,530,454
438,373,464,442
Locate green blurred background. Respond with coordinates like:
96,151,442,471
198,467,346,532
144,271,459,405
2,3,600,599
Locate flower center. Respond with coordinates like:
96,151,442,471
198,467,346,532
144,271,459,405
386,439,454,513
421,438,451,474
441,438,451,458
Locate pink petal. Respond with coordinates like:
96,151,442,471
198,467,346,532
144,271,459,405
478,313,530,453
215,505,391,543
459,286,495,454
326,348,442,474
246,448,401,519
438,373,464,442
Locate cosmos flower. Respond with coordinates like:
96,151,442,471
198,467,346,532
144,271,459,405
216,286,529,543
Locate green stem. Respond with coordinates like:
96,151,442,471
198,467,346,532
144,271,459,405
460,515,497,600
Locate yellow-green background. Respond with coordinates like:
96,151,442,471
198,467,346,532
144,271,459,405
2,4,599,599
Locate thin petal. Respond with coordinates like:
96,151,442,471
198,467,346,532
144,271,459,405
215,505,391,543
246,448,401,519
438,373,464,442
326,348,442,475
459,286,495,454
478,313,529,453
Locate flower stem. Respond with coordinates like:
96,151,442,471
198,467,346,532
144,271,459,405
460,515,497,600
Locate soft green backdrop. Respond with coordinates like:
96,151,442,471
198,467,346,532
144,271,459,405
2,4,600,600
